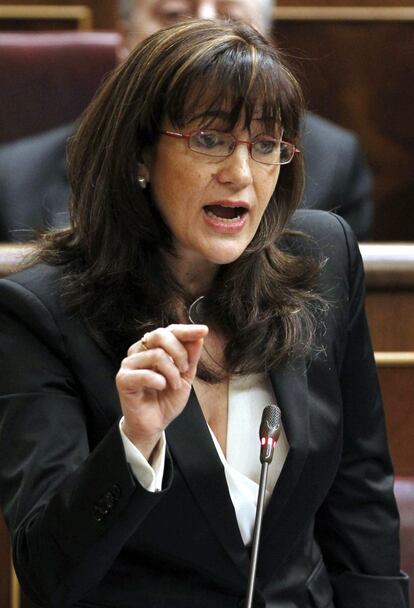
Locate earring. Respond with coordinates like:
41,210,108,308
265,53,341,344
138,176,147,189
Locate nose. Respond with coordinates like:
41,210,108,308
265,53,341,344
215,144,254,189
196,2,218,19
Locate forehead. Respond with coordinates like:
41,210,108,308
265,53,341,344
136,0,260,21
160,41,282,131
166,95,281,135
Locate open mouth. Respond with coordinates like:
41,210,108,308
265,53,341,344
203,204,248,221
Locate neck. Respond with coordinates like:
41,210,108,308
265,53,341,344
165,251,218,297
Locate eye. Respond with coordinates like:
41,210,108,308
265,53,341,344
156,1,190,23
193,130,223,149
159,10,187,22
253,137,278,155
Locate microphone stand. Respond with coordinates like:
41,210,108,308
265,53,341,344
244,404,281,608
245,460,269,608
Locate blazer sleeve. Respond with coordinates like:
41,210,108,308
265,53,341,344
0,276,173,607
314,216,409,607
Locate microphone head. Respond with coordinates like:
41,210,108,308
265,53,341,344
259,404,281,441
259,404,281,463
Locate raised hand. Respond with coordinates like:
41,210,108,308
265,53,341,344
116,324,208,460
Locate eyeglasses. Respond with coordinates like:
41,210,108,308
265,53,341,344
159,129,300,166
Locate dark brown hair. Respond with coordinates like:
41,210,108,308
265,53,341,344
35,19,325,378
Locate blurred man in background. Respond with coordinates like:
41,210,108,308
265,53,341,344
0,0,373,241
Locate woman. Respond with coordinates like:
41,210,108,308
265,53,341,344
0,20,408,608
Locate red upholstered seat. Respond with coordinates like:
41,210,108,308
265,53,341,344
395,477,414,600
0,31,121,143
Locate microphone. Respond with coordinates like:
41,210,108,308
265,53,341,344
245,404,282,608
260,404,282,463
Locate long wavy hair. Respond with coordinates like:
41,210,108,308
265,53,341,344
34,19,325,379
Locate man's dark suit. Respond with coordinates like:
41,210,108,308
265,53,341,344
0,114,373,242
0,211,408,608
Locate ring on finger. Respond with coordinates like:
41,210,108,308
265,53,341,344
141,333,151,351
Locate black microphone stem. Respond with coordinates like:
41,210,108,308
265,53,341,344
245,460,269,608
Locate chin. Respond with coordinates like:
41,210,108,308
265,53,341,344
204,247,246,266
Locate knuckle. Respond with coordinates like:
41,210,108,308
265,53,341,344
154,327,170,341
127,343,138,356
152,347,168,362
120,356,130,368
116,369,128,387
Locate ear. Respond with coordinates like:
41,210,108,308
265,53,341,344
116,20,130,62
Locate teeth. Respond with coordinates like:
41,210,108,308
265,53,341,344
206,210,241,222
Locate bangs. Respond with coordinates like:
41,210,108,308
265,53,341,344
161,38,300,138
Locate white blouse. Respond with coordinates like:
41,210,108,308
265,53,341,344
120,373,289,546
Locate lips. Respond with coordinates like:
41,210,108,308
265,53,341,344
203,200,250,221
202,201,249,233
204,204,247,220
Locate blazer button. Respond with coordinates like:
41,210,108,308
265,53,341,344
93,507,104,522
110,483,121,501
96,496,111,515
104,491,115,509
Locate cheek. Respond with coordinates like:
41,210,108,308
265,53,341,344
162,161,208,203
258,168,280,201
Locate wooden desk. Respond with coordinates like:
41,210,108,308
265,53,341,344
361,243,414,475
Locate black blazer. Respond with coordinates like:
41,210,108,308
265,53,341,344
0,113,373,242
0,211,408,608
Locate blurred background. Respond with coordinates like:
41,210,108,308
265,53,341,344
0,0,413,240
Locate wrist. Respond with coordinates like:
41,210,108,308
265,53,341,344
121,420,162,462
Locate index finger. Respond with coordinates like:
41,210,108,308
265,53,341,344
166,324,209,341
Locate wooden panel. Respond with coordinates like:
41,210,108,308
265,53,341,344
361,243,414,350
273,8,414,241
275,0,414,8
0,5,93,30
0,1,117,30
279,0,414,5
276,6,414,18
361,243,414,476
366,293,414,351
362,243,414,289
69,0,116,29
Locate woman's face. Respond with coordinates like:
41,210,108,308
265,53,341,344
144,113,281,273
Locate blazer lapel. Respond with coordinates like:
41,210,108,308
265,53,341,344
165,361,311,587
257,359,310,584
166,389,250,580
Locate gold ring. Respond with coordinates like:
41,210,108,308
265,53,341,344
141,333,150,351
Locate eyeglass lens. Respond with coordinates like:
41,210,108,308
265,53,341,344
188,130,295,165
